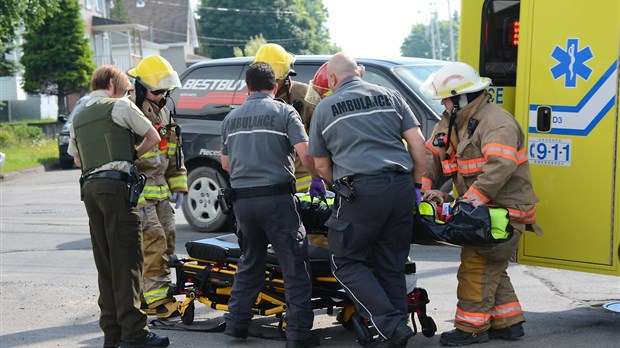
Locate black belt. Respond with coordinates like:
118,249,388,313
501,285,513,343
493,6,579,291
350,171,409,182
234,182,295,199
84,170,129,182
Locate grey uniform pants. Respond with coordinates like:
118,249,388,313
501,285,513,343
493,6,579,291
83,178,149,341
325,172,414,340
224,193,314,341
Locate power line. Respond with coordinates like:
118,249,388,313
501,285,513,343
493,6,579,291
199,6,297,15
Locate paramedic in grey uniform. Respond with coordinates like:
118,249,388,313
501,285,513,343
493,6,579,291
220,62,322,348
308,52,426,347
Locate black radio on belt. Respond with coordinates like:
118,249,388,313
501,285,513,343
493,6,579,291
332,177,356,202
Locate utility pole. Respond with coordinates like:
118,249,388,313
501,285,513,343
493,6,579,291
430,0,442,60
447,0,455,61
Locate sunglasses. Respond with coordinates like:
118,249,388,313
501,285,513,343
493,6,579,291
151,89,169,96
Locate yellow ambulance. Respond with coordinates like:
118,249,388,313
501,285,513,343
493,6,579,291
459,0,620,276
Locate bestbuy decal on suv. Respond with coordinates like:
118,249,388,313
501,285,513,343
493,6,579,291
179,79,247,110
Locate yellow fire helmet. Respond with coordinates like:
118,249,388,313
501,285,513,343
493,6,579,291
127,55,182,91
421,62,491,100
253,43,296,80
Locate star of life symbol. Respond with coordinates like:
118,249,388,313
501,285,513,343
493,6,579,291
551,38,593,88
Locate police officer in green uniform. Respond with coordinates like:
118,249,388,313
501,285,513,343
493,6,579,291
308,52,427,348
220,62,322,348
68,65,169,348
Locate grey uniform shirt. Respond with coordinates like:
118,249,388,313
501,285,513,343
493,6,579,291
221,92,308,189
308,76,420,181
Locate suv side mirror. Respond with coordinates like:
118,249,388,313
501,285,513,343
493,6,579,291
57,114,67,123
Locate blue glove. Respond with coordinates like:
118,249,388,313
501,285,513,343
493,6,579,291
309,178,326,199
170,192,185,209
414,188,422,205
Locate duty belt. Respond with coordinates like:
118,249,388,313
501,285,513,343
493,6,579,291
234,182,295,199
350,171,409,182
84,170,129,182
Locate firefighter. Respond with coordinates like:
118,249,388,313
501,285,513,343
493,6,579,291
254,43,325,198
220,62,322,348
420,62,543,346
127,55,188,319
308,52,426,347
68,65,169,348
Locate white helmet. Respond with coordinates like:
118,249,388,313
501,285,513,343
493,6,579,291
421,62,491,100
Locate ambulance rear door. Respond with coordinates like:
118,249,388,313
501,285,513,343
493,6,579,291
515,0,620,275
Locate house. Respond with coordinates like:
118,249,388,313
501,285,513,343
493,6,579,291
124,0,204,74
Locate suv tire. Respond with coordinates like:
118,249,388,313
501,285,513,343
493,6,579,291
183,166,231,232
59,158,74,169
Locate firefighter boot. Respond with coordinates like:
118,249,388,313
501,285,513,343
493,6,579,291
439,328,490,346
488,322,524,340
141,303,157,316
155,302,180,319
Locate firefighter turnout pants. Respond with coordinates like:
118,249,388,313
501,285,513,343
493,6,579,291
82,178,148,341
325,172,414,341
141,199,176,308
455,225,526,333
224,193,314,342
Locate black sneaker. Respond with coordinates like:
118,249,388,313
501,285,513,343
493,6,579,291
286,332,321,348
439,328,489,346
224,325,249,339
370,321,414,348
488,322,524,340
121,332,170,348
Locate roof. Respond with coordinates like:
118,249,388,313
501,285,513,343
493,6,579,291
125,0,193,44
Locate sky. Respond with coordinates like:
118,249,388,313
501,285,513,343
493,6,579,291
189,0,460,58
323,0,460,57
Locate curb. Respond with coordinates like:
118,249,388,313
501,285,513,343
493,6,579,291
0,162,61,182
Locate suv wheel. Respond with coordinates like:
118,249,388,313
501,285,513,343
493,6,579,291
182,166,231,232
59,158,74,169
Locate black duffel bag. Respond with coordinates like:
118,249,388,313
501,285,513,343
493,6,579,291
413,200,514,246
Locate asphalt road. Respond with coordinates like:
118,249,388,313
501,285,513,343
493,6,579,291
1,166,619,347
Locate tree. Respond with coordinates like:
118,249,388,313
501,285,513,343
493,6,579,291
0,0,60,76
20,0,95,115
110,0,132,23
401,12,460,60
196,0,337,59
233,34,268,57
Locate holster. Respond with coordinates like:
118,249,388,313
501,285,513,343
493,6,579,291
218,187,234,215
79,176,85,201
127,166,146,207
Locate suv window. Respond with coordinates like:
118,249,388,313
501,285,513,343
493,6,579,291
174,64,245,120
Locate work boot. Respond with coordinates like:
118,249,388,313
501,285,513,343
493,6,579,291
370,321,414,348
488,322,524,340
286,332,321,348
155,302,180,319
120,332,169,348
224,324,249,339
439,328,489,346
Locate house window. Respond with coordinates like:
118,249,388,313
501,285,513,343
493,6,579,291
85,0,93,10
96,0,103,12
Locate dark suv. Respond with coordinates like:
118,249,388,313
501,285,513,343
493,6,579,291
171,55,448,232
57,95,90,169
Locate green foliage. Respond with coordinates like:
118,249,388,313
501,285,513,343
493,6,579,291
0,0,61,75
20,0,95,116
401,13,460,60
110,0,132,23
236,34,268,57
0,128,16,147
196,0,337,58
0,123,44,141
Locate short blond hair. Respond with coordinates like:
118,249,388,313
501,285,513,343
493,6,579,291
91,65,131,93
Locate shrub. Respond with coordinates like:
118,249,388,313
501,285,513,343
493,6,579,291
0,128,16,147
1,123,44,141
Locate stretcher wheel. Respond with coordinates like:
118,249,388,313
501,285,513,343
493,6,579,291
181,301,195,325
411,312,436,338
